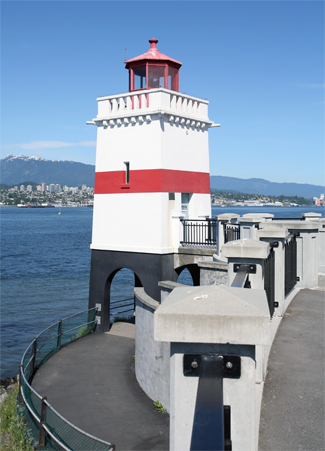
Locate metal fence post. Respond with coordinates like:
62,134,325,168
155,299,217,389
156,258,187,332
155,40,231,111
57,319,62,350
39,396,48,448
31,338,37,376
18,364,24,405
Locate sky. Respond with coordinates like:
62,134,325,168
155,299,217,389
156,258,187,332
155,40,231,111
1,0,324,186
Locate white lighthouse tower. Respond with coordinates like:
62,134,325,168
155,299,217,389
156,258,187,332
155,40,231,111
88,38,218,330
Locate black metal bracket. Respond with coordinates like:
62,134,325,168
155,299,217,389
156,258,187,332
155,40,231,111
184,354,241,379
234,264,256,274
274,302,279,308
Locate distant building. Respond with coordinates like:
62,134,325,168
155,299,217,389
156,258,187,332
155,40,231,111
55,184,61,193
41,183,46,192
49,184,55,193
37,185,42,191
313,194,324,206
27,185,33,192
20,185,25,192
81,184,87,191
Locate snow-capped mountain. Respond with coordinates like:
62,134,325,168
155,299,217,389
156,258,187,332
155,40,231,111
1,155,95,187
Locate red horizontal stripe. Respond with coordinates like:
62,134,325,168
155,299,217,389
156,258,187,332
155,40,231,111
95,169,210,194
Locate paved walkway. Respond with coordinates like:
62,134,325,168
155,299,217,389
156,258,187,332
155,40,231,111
259,286,325,451
32,285,324,451
32,323,169,451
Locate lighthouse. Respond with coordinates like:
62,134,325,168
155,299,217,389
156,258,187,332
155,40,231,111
88,38,218,330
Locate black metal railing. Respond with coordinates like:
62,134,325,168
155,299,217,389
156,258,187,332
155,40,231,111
264,248,275,316
231,264,254,289
110,297,135,319
19,308,115,451
223,224,240,244
284,233,298,297
273,217,304,221
184,354,240,451
180,219,217,247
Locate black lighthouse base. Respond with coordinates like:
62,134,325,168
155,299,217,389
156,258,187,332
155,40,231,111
88,249,179,331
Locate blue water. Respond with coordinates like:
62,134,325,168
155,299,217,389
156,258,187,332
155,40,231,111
1,205,324,379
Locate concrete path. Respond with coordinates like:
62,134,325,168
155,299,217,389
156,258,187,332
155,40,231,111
259,287,325,451
31,285,324,451
32,322,169,451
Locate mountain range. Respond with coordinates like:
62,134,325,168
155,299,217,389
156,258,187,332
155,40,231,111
1,155,95,188
210,176,323,199
1,155,323,198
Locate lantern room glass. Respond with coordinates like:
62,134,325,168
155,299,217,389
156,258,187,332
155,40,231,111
168,66,178,91
148,66,165,89
133,67,146,90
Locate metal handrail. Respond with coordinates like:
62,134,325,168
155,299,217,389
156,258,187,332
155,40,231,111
19,308,115,451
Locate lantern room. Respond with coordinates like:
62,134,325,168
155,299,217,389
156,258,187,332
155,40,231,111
125,37,182,92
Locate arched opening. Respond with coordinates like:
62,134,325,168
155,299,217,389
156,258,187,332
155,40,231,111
106,268,142,324
176,264,200,286
177,267,194,285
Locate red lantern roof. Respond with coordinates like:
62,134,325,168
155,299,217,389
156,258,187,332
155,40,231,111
125,38,182,68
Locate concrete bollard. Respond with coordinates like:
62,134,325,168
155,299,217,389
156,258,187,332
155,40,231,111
238,217,264,240
260,221,320,288
154,284,270,451
301,213,325,275
222,239,270,290
215,214,240,258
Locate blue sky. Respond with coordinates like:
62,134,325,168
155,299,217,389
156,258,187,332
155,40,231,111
1,1,324,186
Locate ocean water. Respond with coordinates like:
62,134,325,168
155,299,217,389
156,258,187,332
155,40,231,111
1,205,324,379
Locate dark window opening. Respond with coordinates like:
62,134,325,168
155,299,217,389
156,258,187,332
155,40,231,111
124,162,130,184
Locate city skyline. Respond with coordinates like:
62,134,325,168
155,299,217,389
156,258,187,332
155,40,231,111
1,1,324,186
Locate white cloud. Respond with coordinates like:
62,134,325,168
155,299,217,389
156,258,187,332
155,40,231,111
2,140,96,150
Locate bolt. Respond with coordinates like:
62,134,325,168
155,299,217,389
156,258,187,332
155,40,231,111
226,361,233,369
191,360,198,369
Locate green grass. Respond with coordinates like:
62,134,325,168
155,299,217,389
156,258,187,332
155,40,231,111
0,386,33,451
75,325,92,339
153,400,167,414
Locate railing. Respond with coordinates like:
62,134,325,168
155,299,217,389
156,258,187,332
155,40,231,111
223,224,240,244
264,247,276,316
185,354,239,451
180,218,217,247
97,89,208,119
19,308,115,451
231,264,252,289
285,233,298,297
170,93,207,117
273,217,304,221
110,297,135,319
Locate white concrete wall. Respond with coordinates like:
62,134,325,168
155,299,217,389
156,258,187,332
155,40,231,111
91,192,212,253
91,89,214,254
91,192,171,253
134,288,170,412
